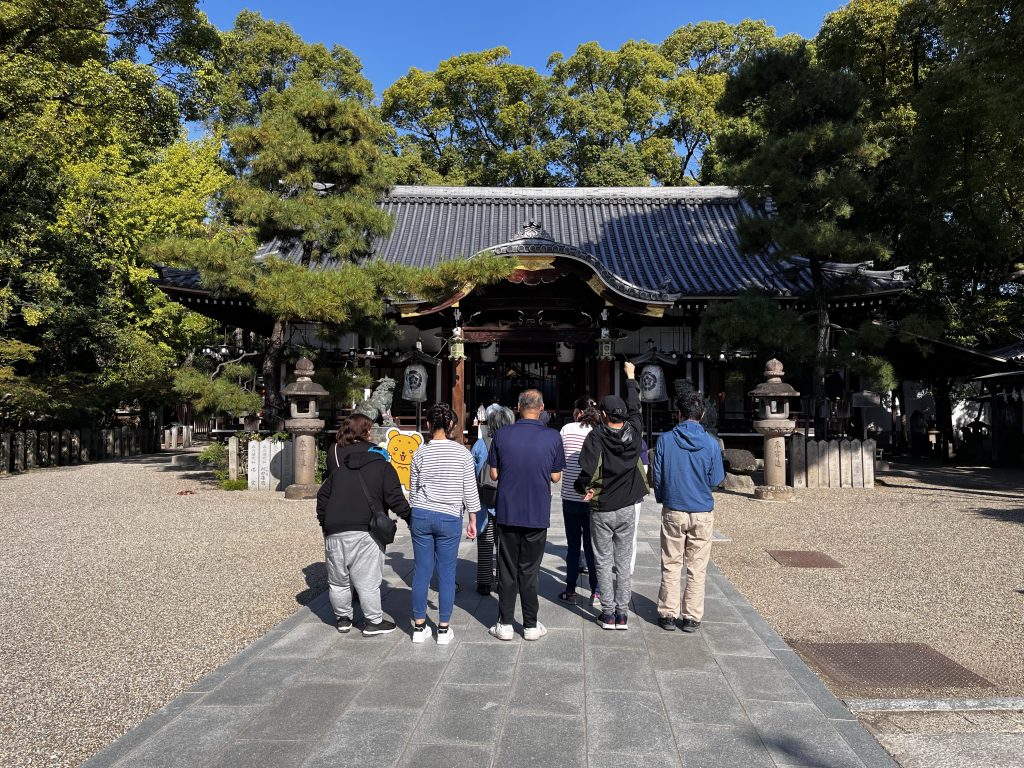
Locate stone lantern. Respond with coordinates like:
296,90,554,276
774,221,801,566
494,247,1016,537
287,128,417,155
282,357,328,500
749,358,800,502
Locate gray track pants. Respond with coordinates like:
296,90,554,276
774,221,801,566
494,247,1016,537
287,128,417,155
325,531,385,624
590,505,636,614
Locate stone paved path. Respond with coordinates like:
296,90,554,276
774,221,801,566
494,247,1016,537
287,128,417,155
82,497,895,768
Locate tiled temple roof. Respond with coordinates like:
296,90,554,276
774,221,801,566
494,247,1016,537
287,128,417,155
153,185,911,304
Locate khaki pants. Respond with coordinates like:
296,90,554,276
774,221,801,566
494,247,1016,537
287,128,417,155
657,507,714,621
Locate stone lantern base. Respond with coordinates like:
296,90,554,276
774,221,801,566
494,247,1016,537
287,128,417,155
284,483,320,500
753,484,796,502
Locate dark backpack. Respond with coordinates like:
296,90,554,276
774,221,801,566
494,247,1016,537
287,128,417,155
478,438,498,506
478,462,498,506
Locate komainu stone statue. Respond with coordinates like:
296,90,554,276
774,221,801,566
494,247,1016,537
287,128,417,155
354,377,397,426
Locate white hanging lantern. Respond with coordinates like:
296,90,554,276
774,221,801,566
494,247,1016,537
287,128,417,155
479,341,499,363
555,341,575,363
402,363,428,402
639,364,668,403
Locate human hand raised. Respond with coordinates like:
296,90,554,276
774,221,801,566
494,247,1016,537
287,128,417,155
623,361,635,379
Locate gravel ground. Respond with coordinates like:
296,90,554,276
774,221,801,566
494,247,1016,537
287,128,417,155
0,453,325,768
712,461,1024,699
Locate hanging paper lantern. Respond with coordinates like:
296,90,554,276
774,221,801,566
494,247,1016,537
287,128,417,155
479,341,498,362
402,363,428,402
639,364,668,403
555,341,576,363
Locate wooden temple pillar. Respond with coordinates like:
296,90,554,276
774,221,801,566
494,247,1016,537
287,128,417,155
451,357,466,444
597,358,616,399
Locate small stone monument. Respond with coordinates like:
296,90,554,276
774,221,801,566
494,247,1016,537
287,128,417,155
282,357,327,500
750,359,800,502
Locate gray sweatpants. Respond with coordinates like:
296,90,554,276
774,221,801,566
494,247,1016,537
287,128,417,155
325,531,385,624
590,505,636,614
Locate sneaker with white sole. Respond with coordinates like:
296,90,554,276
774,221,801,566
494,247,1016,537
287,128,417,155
362,619,397,636
488,622,514,641
436,626,454,645
598,612,617,630
411,622,431,643
523,622,548,641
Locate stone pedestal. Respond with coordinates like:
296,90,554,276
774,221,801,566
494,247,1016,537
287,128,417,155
284,428,321,499
282,358,328,500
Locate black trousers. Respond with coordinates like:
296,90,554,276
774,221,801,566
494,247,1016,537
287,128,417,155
496,524,547,629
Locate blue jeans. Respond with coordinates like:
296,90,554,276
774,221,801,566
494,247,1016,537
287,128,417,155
411,507,462,624
562,499,598,593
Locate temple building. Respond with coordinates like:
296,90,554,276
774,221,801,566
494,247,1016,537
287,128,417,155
153,185,914,441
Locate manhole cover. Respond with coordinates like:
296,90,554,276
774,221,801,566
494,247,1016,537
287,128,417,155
767,550,844,568
790,642,994,691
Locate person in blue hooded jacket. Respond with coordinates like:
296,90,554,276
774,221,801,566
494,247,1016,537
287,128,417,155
652,390,724,633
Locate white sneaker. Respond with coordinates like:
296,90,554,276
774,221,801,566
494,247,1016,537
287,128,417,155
436,626,454,645
524,622,548,641
488,622,514,641
411,622,432,643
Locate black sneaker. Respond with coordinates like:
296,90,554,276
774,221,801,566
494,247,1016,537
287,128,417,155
362,619,397,636
615,612,629,631
680,618,701,633
658,616,676,632
599,612,616,630
336,616,353,634
579,565,589,574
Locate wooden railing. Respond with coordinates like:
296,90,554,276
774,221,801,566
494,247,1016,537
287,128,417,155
0,426,162,474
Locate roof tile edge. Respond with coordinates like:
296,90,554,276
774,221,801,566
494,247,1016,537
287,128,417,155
385,185,741,201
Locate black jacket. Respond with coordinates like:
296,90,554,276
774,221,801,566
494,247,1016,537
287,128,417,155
574,379,648,511
316,443,411,537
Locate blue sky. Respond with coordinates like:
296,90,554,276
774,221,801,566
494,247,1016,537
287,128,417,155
197,0,846,98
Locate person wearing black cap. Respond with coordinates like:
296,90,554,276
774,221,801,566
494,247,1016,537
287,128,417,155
574,361,648,630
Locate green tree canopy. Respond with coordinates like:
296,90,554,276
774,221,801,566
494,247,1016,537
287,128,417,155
0,0,223,427
382,47,556,186
708,41,888,434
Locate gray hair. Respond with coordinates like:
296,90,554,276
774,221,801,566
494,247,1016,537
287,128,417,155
486,406,515,434
518,388,544,411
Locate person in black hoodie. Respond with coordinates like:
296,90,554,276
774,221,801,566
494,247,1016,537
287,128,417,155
316,414,411,636
574,361,648,630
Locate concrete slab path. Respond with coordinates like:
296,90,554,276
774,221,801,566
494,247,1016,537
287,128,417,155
82,497,895,768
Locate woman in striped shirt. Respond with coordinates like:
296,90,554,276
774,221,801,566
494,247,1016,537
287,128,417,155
558,396,603,604
409,403,480,644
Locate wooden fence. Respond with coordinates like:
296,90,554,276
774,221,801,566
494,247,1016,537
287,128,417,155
0,426,162,475
790,437,877,489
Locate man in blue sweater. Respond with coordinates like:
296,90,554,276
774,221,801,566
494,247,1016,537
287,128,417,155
652,391,725,633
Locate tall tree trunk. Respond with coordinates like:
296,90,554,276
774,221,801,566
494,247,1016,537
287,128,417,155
262,319,286,430
810,256,829,439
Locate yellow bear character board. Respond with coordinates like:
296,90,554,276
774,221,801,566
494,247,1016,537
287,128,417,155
385,428,423,492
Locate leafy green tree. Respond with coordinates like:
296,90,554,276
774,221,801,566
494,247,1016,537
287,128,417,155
900,0,1024,345
382,47,557,186
709,42,887,436
696,291,814,360
0,0,223,427
153,13,514,426
661,20,801,182
547,40,677,185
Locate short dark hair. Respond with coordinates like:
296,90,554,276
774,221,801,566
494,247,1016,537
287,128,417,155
336,414,374,445
676,392,705,421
